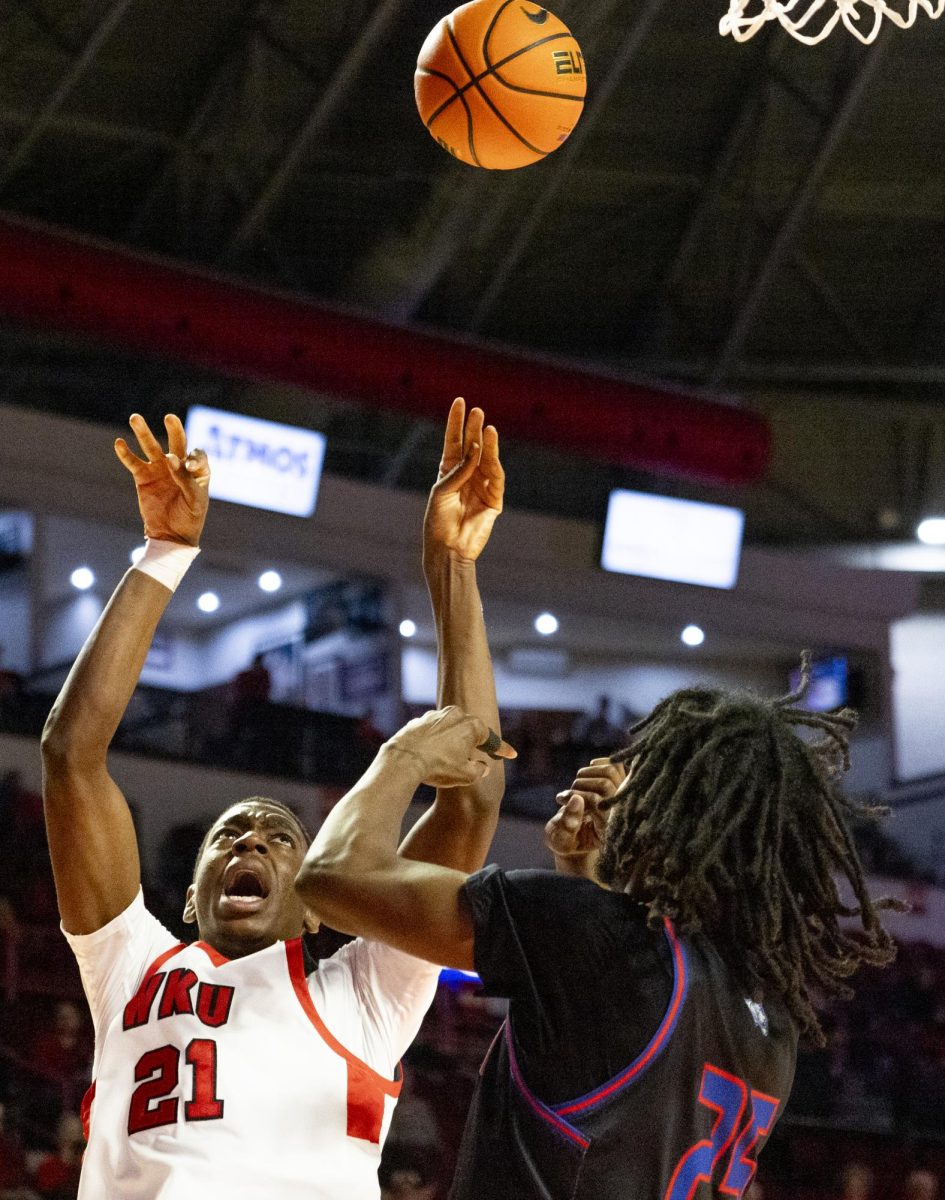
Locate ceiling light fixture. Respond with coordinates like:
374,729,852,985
917,518,945,546
258,570,282,592
70,567,95,591
534,612,559,636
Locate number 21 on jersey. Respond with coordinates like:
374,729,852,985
664,1063,780,1200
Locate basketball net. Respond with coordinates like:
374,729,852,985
719,0,945,42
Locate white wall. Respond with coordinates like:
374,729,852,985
404,644,784,713
38,592,103,669
0,571,30,673
139,601,309,691
890,614,945,782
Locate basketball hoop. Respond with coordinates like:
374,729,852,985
719,0,945,42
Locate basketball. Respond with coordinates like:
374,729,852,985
414,0,586,170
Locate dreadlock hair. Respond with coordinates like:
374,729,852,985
596,653,904,1045
192,797,312,880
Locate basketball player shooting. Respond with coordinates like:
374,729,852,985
40,401,511,1199
298,550,901,1194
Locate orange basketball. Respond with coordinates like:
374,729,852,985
414,0,586,170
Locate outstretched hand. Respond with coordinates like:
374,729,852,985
385,705,516,789
114,413,210,546
424,397,505,563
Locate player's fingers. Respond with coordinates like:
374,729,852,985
128,413,165,463
555,787,599,809
481,426,505,490
544,797,584,850
472,715,517,759
183,447,210,481
114,437,146,472
463,407,485,463
440,397,465,472
164,413,187,460
435,441,481,493
569,771,623,798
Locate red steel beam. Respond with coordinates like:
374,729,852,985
0,214,769,484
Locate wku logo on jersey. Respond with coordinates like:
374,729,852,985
123,966,235,1030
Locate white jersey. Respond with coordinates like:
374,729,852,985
64,891,439,1200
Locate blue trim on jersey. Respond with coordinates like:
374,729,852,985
551,917,690,1120
504,1022,590,1149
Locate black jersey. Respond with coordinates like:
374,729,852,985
451,868,798,1200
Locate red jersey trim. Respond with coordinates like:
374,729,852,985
142,942,187,980
80,1080,96,1142
284,937,402,1097
192,941,230,967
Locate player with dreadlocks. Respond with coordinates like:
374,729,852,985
595,654,899,1046
298,642,900,1199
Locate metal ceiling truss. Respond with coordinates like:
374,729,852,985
220,0,410,267
709,36,891,386
467,0,672,335
0,0,138,197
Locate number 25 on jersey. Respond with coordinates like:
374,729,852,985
665,1064,780,1200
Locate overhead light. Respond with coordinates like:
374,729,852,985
258,570,282,593
399,619,417,638
197,591,220,613
130,545,146,565
917,517,945,545
534,612,559,636
681,624,705,647
70,567,95,591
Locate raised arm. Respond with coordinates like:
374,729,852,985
296,707,515,968
41,414,209,934
397,399,506,872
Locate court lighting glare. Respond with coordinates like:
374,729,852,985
681,624,705,647
197,591,220,613
130,546,146,565
534,612,559,636
399,619,417,638
917,518,945,545
70,567,95,591
258,570,282,593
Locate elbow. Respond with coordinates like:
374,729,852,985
293,852,357,932
41,708,101,772
294,849,348,910
294,838,389,922
41,710,72,765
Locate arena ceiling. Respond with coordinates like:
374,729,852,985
2,0,945,557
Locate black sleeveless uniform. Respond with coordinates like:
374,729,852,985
450,867,797,1200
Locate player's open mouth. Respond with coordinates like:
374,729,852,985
220,868,271,914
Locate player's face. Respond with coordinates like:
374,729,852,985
184,802,314,958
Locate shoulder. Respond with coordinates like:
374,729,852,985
62,889,178,965
61,890,180,1041
465,865,651,934
313,937,439,1008
307,937,439,1072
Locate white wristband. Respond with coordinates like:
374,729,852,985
133,538,200,593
